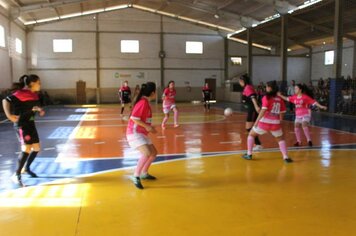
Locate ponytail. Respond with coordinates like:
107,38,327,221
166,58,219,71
12,74,40,91
133,82,156,106
266,80,279,99
296,83,314,98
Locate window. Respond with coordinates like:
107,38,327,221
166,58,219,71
231,57,242,65
186,41,203,54
15,38,22,54
53,39,73,52
0,25,5,47
121,40,139,53
325,50,334,65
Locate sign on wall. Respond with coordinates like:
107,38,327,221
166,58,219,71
114,72,146,80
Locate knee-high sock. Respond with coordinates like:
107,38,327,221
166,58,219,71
134,155,148,177
16,152,29,175
207,102,210,110
303,126,311,142
278,140,288,159
25,151,38,170
141,156,156,174
121,107,124,114
247,135,255,155
173,110,179,125
294,127,302,143
247,128,261,146
204,103,207,109
162,116,168,126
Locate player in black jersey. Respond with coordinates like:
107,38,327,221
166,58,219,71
202,82,212,111
119,81,132,116
2,74,45,186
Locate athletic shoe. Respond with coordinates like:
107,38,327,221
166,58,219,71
284,158,293,163
11,174,25,187
308,141,313,147
131,176,144,189
294,142,301,147
253,145,263,151
140,173,157,180
174,124,179,128
242,153,252,160
24,169,38,178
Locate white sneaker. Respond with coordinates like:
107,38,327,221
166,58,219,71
253,145,263,151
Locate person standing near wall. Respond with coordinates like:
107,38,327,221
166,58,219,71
202,82,212,112
278,84,327,147
2,75,45,186
239,74,263,151
161,81,179,129
119,81,132,117
287,80,296,112
126,82,158,189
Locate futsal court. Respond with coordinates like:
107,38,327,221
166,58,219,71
1,103,356,235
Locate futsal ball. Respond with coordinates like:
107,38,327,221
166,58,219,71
224,107,233,116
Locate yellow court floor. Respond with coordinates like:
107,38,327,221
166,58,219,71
1,149,356,236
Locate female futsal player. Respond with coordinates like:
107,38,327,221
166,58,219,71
242,80,293,163
202,82,212,111
2,74,45,186
119,80,132,116
239,74,263,150
161,80,179,129
278,84,327,147
126,82,158,189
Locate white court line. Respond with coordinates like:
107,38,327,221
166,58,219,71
0,119,8,124
219,141,241,144
44,147,56,151
94,142,106,145
157,136,166,139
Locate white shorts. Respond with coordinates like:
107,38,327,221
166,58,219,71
126,133,152,149
253,126,283,138
295,115,311,124
163,104,176,114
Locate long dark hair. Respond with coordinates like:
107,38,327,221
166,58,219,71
12,74,40,91
266,80,279,99
133,82,156,106
239,74,251,86
296,83,314,98
167,80,175,88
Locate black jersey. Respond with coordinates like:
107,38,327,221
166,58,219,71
119,86,131,103
6,89,41,127
202,86,212,100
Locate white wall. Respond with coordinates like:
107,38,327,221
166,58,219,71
311,40,355,80
0,11,27,90
253,56,310,84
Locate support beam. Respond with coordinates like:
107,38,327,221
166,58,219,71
289,15,356,42
353,41,356,78
333,0,344,79
17,0,88,14
160,15,165,97
95,14,101,104
280,15,288,87
253,29,311,50
247,28,253,81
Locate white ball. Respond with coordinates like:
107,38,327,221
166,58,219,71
224,107,233,116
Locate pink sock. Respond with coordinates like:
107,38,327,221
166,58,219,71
141,156,156,174
294,127,302,143
134,155,148,176
278,140,288,159
173,110,179,125
247,135,255,155
162,116,168,126
302,126,311,142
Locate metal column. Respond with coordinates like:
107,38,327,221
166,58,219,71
247,28,253,81
280,15,288,91
333,0,344,79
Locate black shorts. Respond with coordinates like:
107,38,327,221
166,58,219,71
246,109,258,122
203,96,210,102
15,123,40,145
121,98,131,104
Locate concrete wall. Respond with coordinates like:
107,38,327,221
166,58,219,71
0,10,27,91
311,40,355,81
27,8,276,103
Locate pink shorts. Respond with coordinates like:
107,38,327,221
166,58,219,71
254,123,283,137
295,115,311,124
163,104,176,114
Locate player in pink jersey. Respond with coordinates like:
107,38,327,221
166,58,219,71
161,80,179,129
126,82,158,189
242,81,293,163
278,83,327,147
